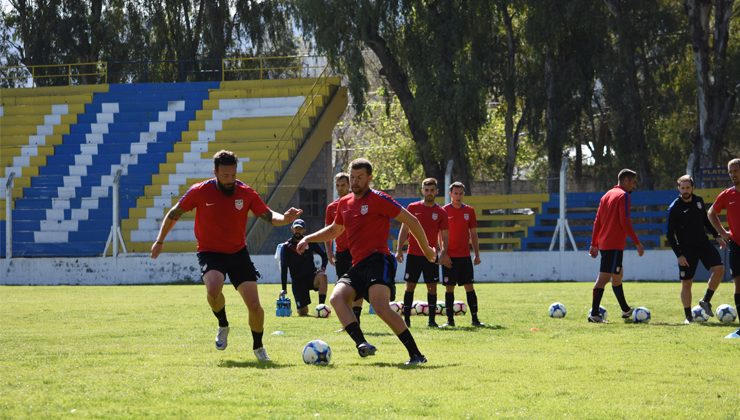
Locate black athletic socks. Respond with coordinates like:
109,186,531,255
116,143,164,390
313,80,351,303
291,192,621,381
612,284,630,312
703,288,715,303
466,291,479,315
427,293,437,323
344,322,367,346
684,307,692,321
213,307,228,327
319,294,326,305
404,291,414,324
445,292,454,322
592,287,605,316
735,293,740,314
352,306,363,325
251,330,263,350
397,329,422,358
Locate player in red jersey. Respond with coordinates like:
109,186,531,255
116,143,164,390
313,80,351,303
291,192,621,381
442,182,484,327
297,158,436,365
588,169,644,323
324,172,364,324
395,177,451,328
708,158,740,338
150,150,302,361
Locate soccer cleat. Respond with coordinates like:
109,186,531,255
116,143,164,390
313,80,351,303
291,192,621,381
215,326,230,351
699,300,714,317
621,308,633,319
725,329,740,339
683,319,692,325
588,315,608,323
439,321,455,328
357,342,377,357
253,347,271,362
404,354,428,365
471,320,486,327
427,321,439,328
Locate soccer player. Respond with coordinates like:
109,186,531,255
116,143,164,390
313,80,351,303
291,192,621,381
280,219,328,316
707,158,740,338
588,168,644,323
297,158,436,365
666,175,725,323
324,172,364,324
395,177,451,328
442,182,484,327
150,150,302,361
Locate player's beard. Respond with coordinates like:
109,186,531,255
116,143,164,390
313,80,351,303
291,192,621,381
681,193,692,200
424,195,435,204
292,233,304,241
218,181,235,196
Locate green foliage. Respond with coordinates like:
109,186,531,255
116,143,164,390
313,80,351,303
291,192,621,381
2,283,740,417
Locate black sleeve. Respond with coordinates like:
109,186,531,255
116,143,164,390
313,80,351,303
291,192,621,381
700,197,719,237
666,202,682,257
310,243,328,270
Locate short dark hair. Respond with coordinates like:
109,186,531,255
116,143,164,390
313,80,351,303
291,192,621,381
335,172,349,183
213,150,238,169
449,181,466,192
617,169,637,183
422,177,438,188
676,174,694,186
349,158,373,175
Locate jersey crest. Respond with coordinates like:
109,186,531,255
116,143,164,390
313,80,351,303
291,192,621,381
697,201,702,209
235,199,244,210
432,212,438,220
361,204,369,215
464,213,470,221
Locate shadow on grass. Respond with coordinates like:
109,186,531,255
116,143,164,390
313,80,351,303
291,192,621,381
650,321,739,328
219,360,290,369
349,361,458,370
435,324,506,332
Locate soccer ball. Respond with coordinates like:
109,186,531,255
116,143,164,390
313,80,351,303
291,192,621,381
302,340,332,365
716,304,737,323
691,305,709,322
410,301,422,315
452,300,467,316
414,301,430,316
389,301,404,314
435,302,444,315
315,304,331,318
631,307,651,323
548,302,567,318
587,306,608,320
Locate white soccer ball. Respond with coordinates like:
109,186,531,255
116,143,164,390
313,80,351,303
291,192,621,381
691,305,709,322
631,306,651,323
302,340,332,365
410,300,422,315
315,304,331,318
716,304,737,323
453,300,467,316
587,306,608,320
435,302,444,315
414,301,430,316
389,301,404,314
548,302,567,318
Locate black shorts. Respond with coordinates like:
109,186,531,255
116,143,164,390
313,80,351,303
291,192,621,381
729,240,740,277
197,247,260,289
338,252,396,302
442,257,474,286
404,254,440,283
292,272,319,309
599,250,623,274
679,240,723,280
335,249,352,281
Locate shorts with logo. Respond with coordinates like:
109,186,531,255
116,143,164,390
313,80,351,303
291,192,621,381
292,270,321,309
678,240,723,280
404,254,440,283
599,249,623,274
335,249,352,281
338,252,396,302
197,247,260,289
729,240,740,277
442,256,474,286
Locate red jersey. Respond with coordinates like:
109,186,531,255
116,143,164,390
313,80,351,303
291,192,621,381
333,189,402,265
590,185,640,250
710,187,740,243
325,199,349,252
406,201,448,256
178,179,269,253
444,203,477,258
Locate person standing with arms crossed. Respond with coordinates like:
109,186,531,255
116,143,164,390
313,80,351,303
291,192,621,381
588,169,644,323
298,158,436,365
666,175,725,323
396,177,452,328
707,158,740,338
442,182,484,327
324,172,364,324
150,150,302,361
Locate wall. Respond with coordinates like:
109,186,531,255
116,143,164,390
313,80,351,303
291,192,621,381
1,250,684,285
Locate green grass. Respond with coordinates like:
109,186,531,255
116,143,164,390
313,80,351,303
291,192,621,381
2,282,740,418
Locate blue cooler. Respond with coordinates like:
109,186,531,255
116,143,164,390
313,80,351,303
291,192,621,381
276,295,292,317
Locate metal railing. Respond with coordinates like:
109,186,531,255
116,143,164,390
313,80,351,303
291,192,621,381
0,61,107,86
222,55,326,81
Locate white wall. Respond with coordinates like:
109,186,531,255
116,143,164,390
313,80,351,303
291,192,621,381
1,250,683,285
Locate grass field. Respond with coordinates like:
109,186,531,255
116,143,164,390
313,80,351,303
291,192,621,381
2,282,740,418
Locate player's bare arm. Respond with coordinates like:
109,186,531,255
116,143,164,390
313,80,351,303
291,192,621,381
707,205,730,241
297,223,345,254
395,223,410,263
395,208,436,263
260,207,303,226
438,229,452,268
324,240,336,265
150,204,186,259
470,227,481,265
